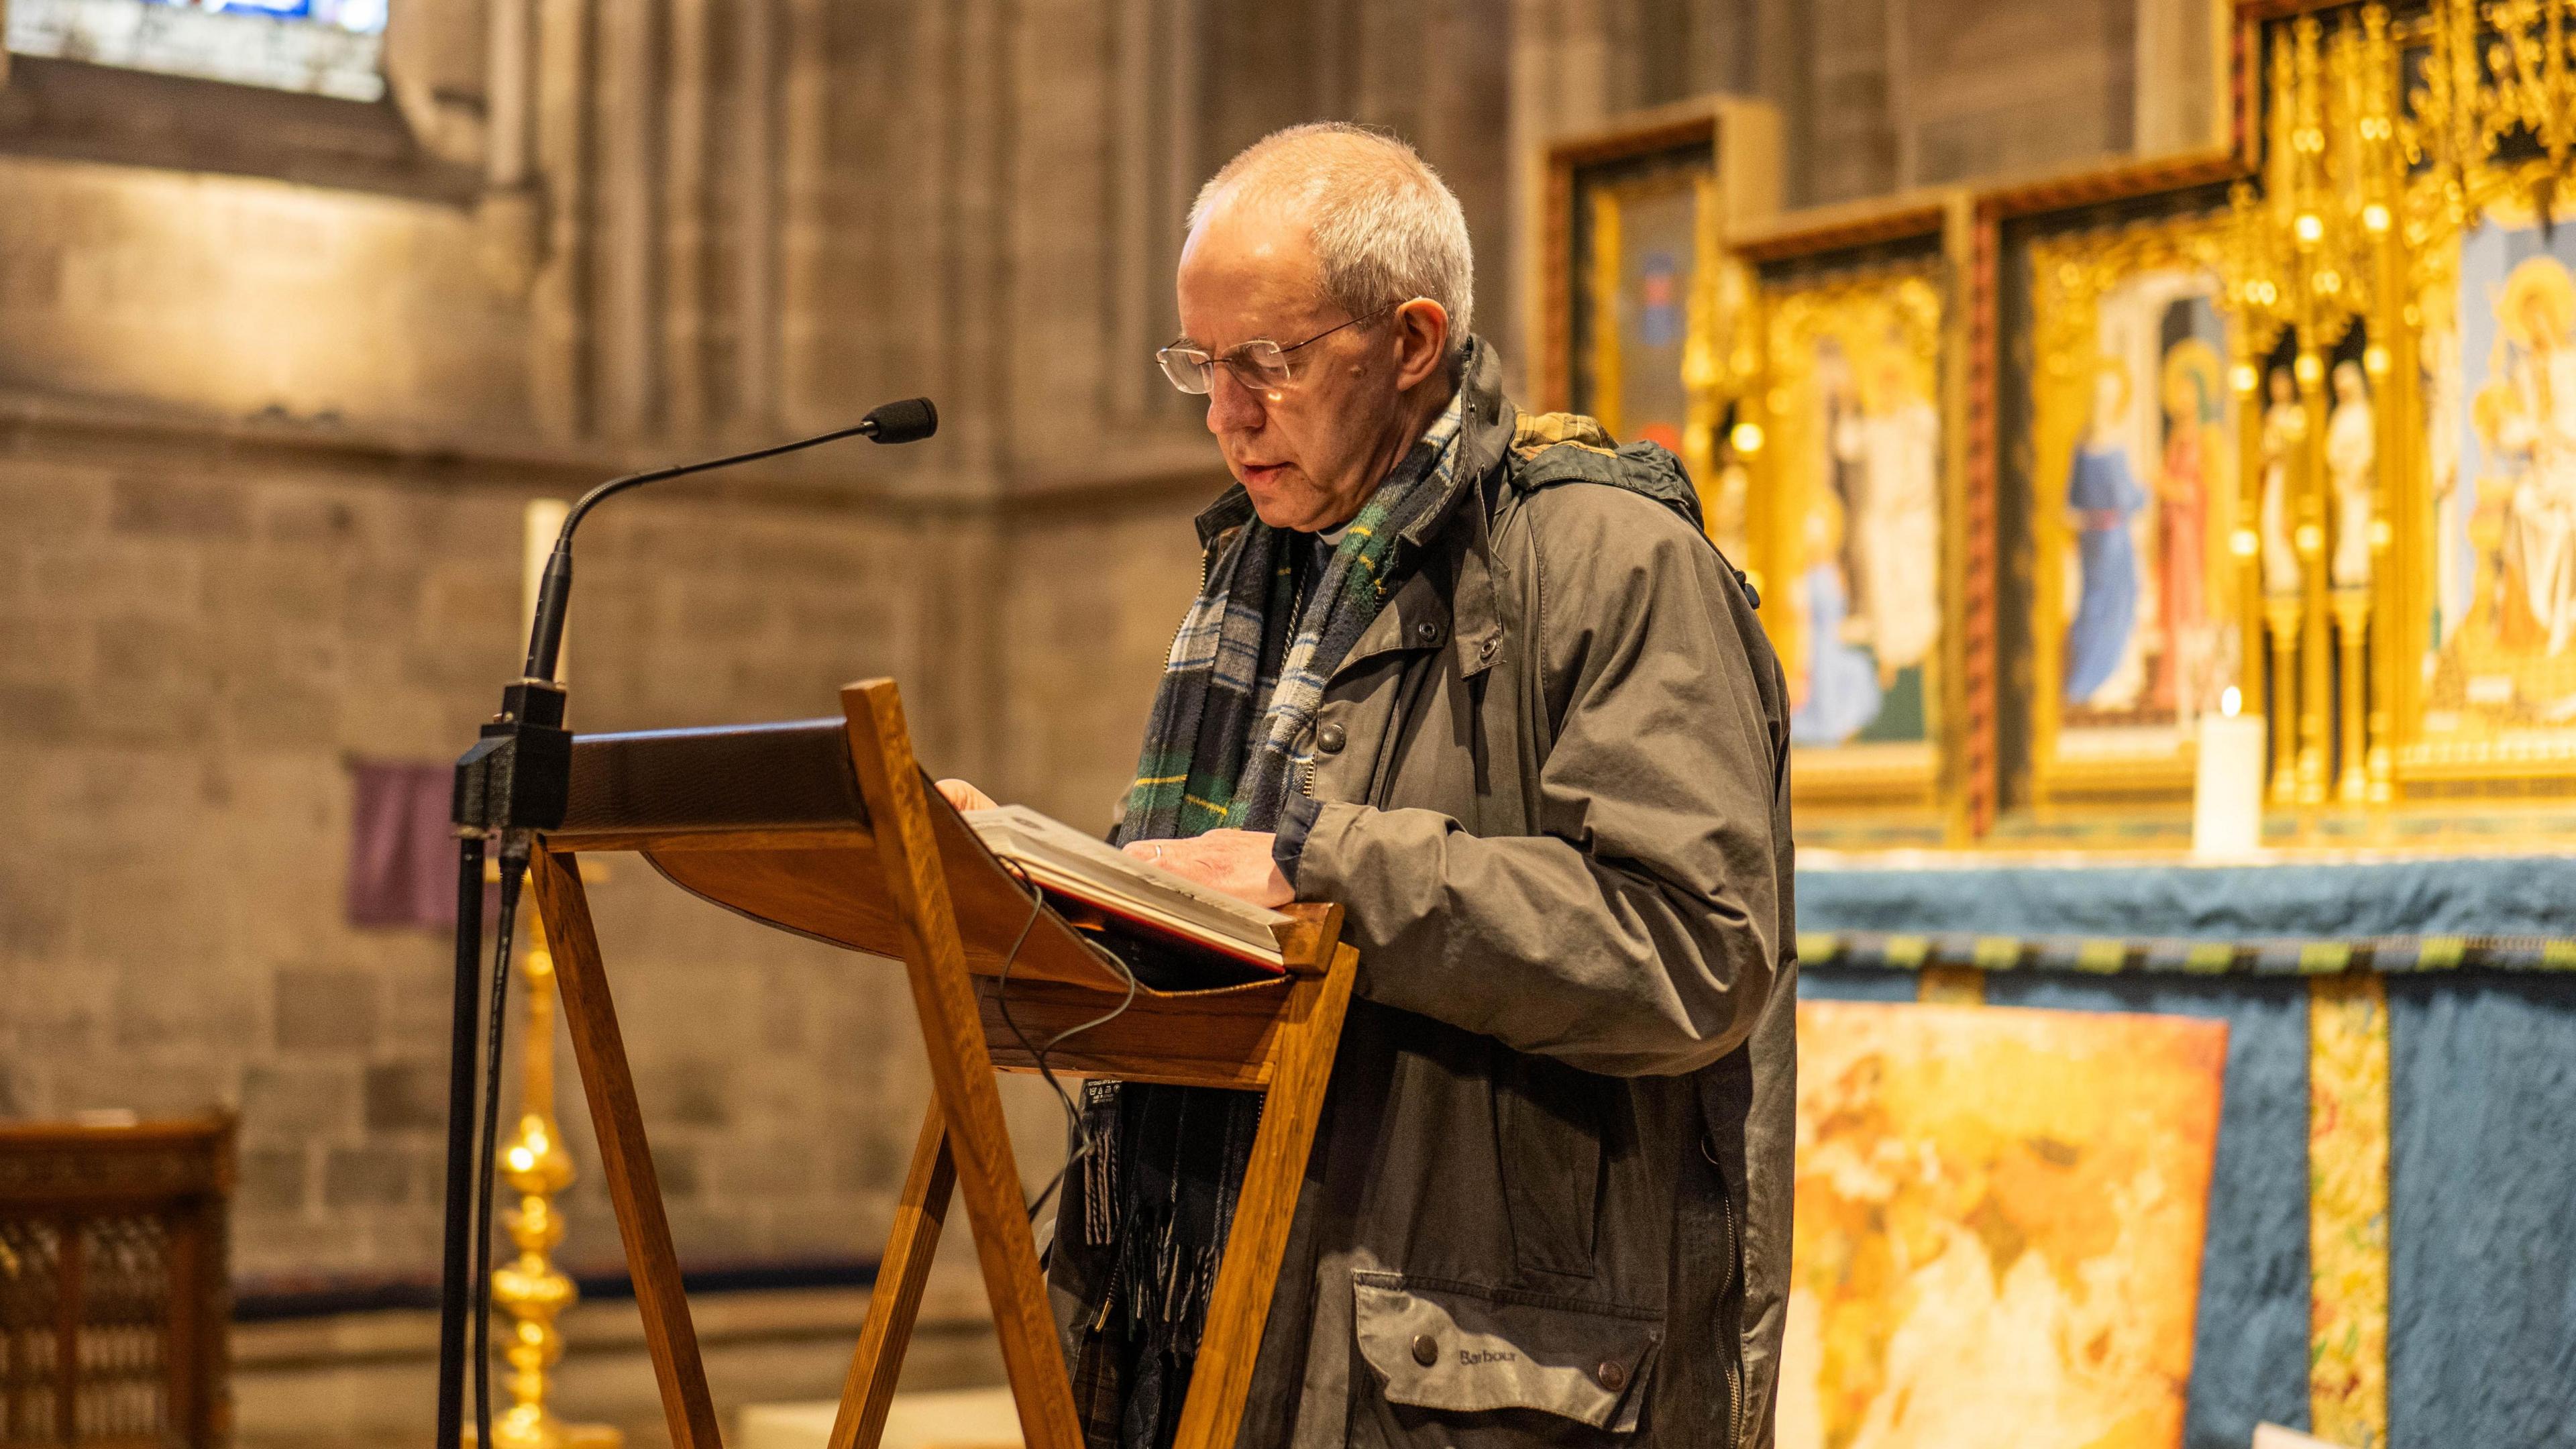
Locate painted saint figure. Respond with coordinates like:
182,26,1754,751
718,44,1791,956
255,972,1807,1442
2479,256,2576,655
2326,359,2376,590
1791,486,1886,745
1853,343,1942,686
1819,340,1872,634
2157,341,2223,708
2259,366,2304,599
2065,364,2148,704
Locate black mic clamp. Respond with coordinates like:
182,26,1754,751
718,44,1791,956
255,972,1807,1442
451,679,571,835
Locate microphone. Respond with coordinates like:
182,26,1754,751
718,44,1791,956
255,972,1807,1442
861,394,937,443
521,396,939,684
435,398,935,1449
453,398,940,835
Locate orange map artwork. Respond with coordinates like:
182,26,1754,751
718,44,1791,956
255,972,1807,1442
1776,1002,2229,1449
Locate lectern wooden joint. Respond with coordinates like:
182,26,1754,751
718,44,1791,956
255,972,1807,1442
526,680,1358,1449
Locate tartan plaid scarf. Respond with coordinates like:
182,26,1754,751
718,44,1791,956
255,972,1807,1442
1075,388,1465,1449
1116,387,1466,845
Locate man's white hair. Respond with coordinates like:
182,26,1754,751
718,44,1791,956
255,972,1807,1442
1188,123,1474,355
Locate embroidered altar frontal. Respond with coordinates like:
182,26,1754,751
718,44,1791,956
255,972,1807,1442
1794,850,2576,1449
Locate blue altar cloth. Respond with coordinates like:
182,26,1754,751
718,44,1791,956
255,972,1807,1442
1796,851,2576,971
1796,851,2576,1449
2387,975,2576,1448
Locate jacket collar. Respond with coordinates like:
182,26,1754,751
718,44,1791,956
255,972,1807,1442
1420,336,1511,676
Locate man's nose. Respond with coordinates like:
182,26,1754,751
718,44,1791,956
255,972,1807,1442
1205,366,1267,434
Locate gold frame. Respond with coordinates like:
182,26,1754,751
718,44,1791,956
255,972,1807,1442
2025,211,2252,804
1540,95,1781,496
1752,258,1947,799
1727,197,1970,818
1578,166,1723,458
2270,0,2576,797
2395,184,2576,790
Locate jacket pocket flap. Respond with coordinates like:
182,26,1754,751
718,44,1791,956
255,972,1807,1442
1352,1275,1660,1430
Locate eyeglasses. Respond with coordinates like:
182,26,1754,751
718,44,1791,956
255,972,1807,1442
1155,303,1404,396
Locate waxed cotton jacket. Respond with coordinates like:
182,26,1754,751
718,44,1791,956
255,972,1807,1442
1055,337,1796,1448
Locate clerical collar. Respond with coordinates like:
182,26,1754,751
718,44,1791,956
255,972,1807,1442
1314,521,1350,547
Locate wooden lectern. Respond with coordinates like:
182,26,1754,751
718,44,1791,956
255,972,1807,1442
527,680,1358,1449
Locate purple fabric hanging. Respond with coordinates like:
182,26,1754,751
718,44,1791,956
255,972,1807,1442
345,761,458,929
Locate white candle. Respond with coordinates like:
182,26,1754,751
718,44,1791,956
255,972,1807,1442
524,497,571,679
2193,688,2265,858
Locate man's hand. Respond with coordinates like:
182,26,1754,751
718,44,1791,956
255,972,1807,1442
935,779,998,812
1124,830,1293,908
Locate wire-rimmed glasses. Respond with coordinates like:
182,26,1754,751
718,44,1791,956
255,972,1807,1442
1155,303,1403,395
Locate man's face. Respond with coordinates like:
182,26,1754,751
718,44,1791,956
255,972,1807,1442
1175,201,1413,531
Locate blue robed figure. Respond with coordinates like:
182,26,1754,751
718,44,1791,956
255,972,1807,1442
2063,439,2145,703
1790,559,1883,745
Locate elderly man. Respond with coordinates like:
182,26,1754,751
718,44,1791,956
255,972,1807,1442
949,123,1793,1449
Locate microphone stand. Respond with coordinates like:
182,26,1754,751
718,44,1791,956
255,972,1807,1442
435,834,485,1449
437,401,936,1449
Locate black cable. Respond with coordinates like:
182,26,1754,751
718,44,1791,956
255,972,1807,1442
990,863,1138,1224
433,834,486,1449
471,842,529,1449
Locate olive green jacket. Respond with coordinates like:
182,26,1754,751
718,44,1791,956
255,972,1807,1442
1062,338,1797,1448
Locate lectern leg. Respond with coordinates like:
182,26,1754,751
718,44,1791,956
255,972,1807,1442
1170,957,1359,1449
828,1105,955,1449
529,843,724,1449
840,681,1084,1449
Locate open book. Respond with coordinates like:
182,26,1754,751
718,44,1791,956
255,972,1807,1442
963,805,1290,975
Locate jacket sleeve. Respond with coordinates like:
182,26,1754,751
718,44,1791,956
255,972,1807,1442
1292,486,1790,1077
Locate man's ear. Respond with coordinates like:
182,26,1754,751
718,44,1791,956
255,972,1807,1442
1391,299,1451,391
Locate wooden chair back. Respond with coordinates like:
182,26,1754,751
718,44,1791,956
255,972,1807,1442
0,1117,232,1449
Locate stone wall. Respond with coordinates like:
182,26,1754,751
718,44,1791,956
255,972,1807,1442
1611,0,2211,209
0,0,2198,1295
0,402,1206,1281
0,417,956,1278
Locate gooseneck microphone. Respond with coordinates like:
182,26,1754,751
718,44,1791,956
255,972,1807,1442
522,395,938,680
437,398,937,1449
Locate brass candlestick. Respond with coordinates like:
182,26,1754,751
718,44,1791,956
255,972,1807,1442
481,889,623,1449
2334,589,2373,804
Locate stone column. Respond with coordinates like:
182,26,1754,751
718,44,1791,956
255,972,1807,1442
2135,0,2225,156
730,0,782,435
594,0,665,440
530,0,597,440
661,0,714,440
1508,0,1616,399
775,0,832,433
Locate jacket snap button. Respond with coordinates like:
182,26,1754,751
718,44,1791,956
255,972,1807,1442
1415,620,1442,644
1316,721,1346,754
1595,1359,1627,1392
1410,1334,1439,1367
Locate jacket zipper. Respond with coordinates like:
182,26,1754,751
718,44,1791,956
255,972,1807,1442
1161,547,1214,669
1721,1183,1745,1448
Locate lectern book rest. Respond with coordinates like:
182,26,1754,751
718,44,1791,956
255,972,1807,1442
524,681,1361,1449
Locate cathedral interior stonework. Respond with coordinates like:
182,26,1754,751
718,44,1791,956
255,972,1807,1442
1,3,2245,1446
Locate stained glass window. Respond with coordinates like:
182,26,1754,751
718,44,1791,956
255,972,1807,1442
5,0,389,103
